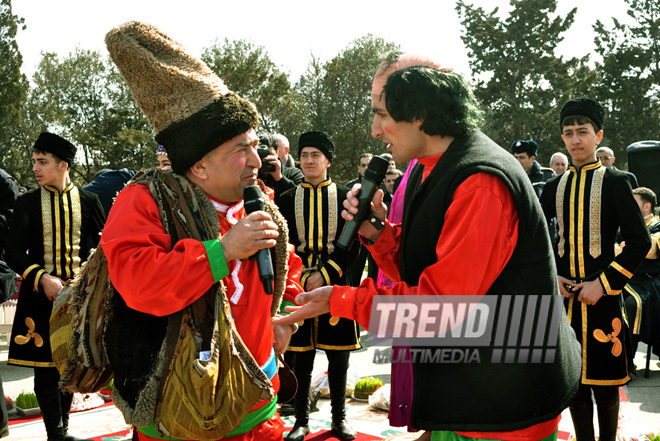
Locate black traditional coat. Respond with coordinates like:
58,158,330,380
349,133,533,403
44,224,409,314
623,214,660,353
541,161,650,385
279,179,361,351
6,184,105,367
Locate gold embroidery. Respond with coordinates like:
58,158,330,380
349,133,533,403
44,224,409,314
612,262,633,279
13,317,44,348
556,171,570,258
593,317,623,357
577,168,587,278
589,167,605,258
295,186,307,254
41,187,54,273
623,286,641,334
68,186,82,278
326,183,338,254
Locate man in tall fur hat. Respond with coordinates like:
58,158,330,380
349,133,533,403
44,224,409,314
102,21,304,441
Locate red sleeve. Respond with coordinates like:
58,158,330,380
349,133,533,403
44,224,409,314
330,172,519,330
100,185,216,316
283,243,304,305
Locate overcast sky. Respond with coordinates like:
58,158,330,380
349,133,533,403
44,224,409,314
13,0,631,82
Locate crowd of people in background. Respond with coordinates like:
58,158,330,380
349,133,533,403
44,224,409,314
0,20,659,441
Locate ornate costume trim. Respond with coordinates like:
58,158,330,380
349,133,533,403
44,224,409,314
588,167,605,259
569,172,578,277
556,171,570,258
327,259,343,278
6,358,55,368
68,186,82,279
229,259,244,304
319,267,331,286
611,261,633,279
599,273,621,296
623,285,641,334
13,317,44,348
22,264,40,280
294,180,338,257
41,187,53,273
33,269,45,292
593,318,623,357
295,186,307,254
40,185,82,278
581,301,588,382
326,183,338,254
577,168,587,278
227,201,244,225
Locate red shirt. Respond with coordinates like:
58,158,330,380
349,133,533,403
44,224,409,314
331,155,559,440
101,184,304,411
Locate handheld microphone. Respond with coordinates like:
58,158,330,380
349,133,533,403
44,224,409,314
243,185,274,294
337,155,390,250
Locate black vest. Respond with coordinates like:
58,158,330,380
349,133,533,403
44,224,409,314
402,131,581,432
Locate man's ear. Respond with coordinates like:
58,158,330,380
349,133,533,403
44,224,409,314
187,160,208,180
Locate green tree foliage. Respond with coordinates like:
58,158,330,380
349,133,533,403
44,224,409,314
0,0,29,183
456,0,597,163
297,35,399,183
27,49,155,185
593,0,660,166
202,39,309,138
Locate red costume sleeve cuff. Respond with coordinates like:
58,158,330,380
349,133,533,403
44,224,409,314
329,286,358,321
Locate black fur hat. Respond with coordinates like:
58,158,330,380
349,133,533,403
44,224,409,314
511,139,538,157
560,98,604,131
33,132,77,165
298,131,335,162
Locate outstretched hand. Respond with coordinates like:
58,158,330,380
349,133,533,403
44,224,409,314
272,286,333,326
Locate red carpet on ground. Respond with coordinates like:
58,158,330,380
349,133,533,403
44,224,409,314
90,429,132,440
283,426,382,441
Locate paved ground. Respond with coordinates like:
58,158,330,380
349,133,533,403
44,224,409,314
1,330,659,440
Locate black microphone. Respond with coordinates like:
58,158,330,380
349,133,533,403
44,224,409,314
243,185,274,294
337,155,390,250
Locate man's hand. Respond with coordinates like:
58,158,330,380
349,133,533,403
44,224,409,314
272,286,333,326
557,275,576,298
220,211,279,262
272,318,295,354
574,279,605,306
40,273,65,301
304,271,325,291
264,154,282,181
341,183,388,243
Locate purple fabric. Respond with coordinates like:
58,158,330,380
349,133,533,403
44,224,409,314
376,160,418,430
376,159,417,288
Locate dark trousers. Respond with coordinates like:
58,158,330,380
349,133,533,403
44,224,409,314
34,366,74,440
285,349,351,424
569,383,619,441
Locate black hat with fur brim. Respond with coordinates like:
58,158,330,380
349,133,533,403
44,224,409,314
560,98,604,132
510,139,538,157
298,131,335,162
33,132,77,165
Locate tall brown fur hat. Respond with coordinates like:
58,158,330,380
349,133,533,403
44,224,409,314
105,21,259,174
